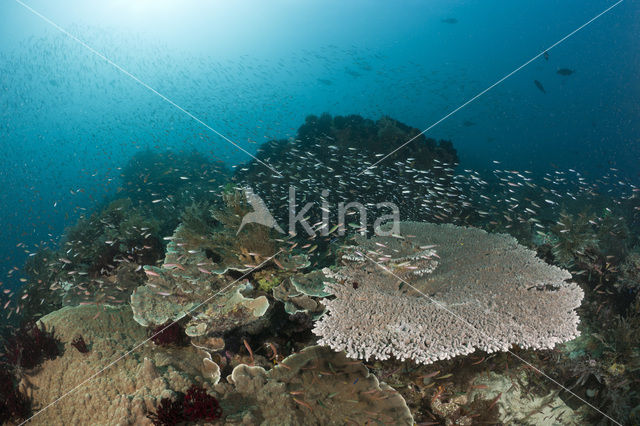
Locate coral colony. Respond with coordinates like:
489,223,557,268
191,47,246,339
3,114,639,424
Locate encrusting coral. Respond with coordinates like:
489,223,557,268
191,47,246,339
314,222,584,364
22,304,220,425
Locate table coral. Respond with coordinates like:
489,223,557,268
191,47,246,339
314,222,584,364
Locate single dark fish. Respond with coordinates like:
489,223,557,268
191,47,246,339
441,18,458,24
543,51,549,61
317,78,333,86
556,68,574,76
534,80,546,94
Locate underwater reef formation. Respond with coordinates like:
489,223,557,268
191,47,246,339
271,269,332,318
217,345,413,424
0,367,31,423
314,222,584,364
549,210,600,268
130,189,310,349
466,371,587,424
61,197,164,277
147,384,222,425
234,113,460,229
119,149,230,215
3,321,61,369
23,304,217,425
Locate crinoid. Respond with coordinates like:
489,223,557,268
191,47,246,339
4,321,61,369
182,385,222,421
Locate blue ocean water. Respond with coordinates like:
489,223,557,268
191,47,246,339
1,1,638,291
1,1,640,424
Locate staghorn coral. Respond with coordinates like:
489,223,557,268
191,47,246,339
314,222,584,365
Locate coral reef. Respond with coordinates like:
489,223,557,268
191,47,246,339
314,222,583,364
467,371,587,424
182,384,223,421
0,367,31,423
62,198,164,277
23,304,218,425
550,210,599,268
272,270,332,318
131,189,313,355
3,321,61,369
218,345,413,424
147,385,222,426
617,249,640,293
234,113,459,232
119,149,229,216
146,396,184,426
71,335,89,353
149,322,186,347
